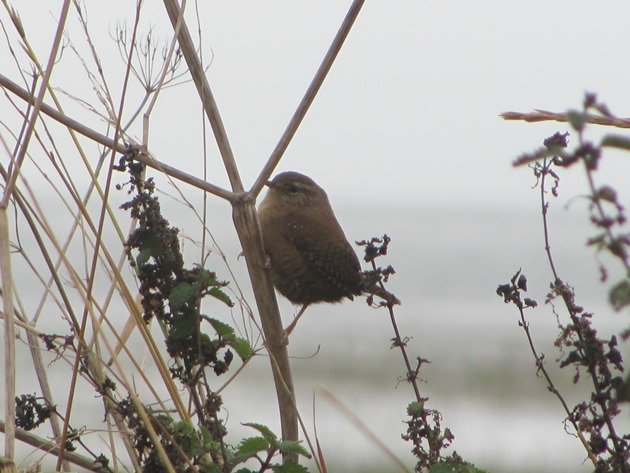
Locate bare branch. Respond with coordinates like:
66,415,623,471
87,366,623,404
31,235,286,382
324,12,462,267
0,73,236,202
251,0,366,198
502,109,630,128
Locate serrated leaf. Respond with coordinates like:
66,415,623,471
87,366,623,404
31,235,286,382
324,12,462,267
242,423,277,445
136,246,152,266
277,440,311,458
197,268,220,286
237,436,269,456
200,464,222,473
173,421,203,456
136,234,160,266
208,286,234,307
609,279,630,311
199,426,222,453
169,282,194,311
230,337,252,361
168,310,197,340
428,461,487,473
407,401,424,415
272,461,309,473
174,420,195,435
208,317,236,339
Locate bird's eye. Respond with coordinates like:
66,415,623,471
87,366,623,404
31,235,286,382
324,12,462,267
288,184,299,193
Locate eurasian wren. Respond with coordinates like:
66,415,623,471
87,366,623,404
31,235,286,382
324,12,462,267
258,171,362,336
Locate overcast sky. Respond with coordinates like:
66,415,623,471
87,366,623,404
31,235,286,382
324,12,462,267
4,1,630,209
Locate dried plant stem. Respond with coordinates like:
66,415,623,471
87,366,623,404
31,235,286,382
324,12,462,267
511,285,597,465
502,110,630,128
161,0,241,190
320,388,411,473
251,0,366,196
0,73,235,201
0,420,110,473
540,157,626,468
0,0,71,210
1,208,16,459
161,0,300,448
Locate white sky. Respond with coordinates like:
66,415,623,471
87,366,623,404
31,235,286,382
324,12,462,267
4,1,630,208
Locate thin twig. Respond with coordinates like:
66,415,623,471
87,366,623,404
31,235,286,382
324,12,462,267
251,0,366,198
319,388,411,473
162,0,242,191
0,0,71,210
502,110,630,128
0,420,111,473
0,73,236,202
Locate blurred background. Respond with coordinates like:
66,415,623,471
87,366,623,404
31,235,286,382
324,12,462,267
1,1,629,472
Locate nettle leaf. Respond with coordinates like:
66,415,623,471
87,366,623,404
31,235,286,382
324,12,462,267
601,133,630,151
242,423,277,445
169,282,195,311
277,441,311,458
428,461,487,473
609,279,630,311
567,110,586,131
136,233,160,266
136,246,152,266
200,464,222,473
237,436,269,456
198,268,220,286
272,461,309,473
169,309,197,340
407,401,424,415
199,426,222,454
208,317,236,339
162,248,178,270
230,337,252,361
173,421,203,456
208,286,234,307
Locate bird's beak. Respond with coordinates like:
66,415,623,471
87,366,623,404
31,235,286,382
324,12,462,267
265,180,274,188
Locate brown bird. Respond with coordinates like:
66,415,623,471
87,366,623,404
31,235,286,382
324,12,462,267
258,171,363,338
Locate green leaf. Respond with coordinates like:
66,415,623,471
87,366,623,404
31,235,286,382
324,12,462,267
242,423,277,445
277,441,311,458
169,282,195,311
236,436,269,456
174,420,195,435
200,464,222,473
407,401,424,415
136,246,152,266
208,286,234,307
168,310,197,340
208,317,236,339
197,268,220,285
173,421,203,456
601,133,630,151
609,279,630,311
272,461,309,473
230,337,252,361
233,469,256,473
428,461,487,473
136,234,160,266
567,110,586,131
199,426,222,454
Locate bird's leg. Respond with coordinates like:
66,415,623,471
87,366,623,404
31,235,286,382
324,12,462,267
282,303,310,344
